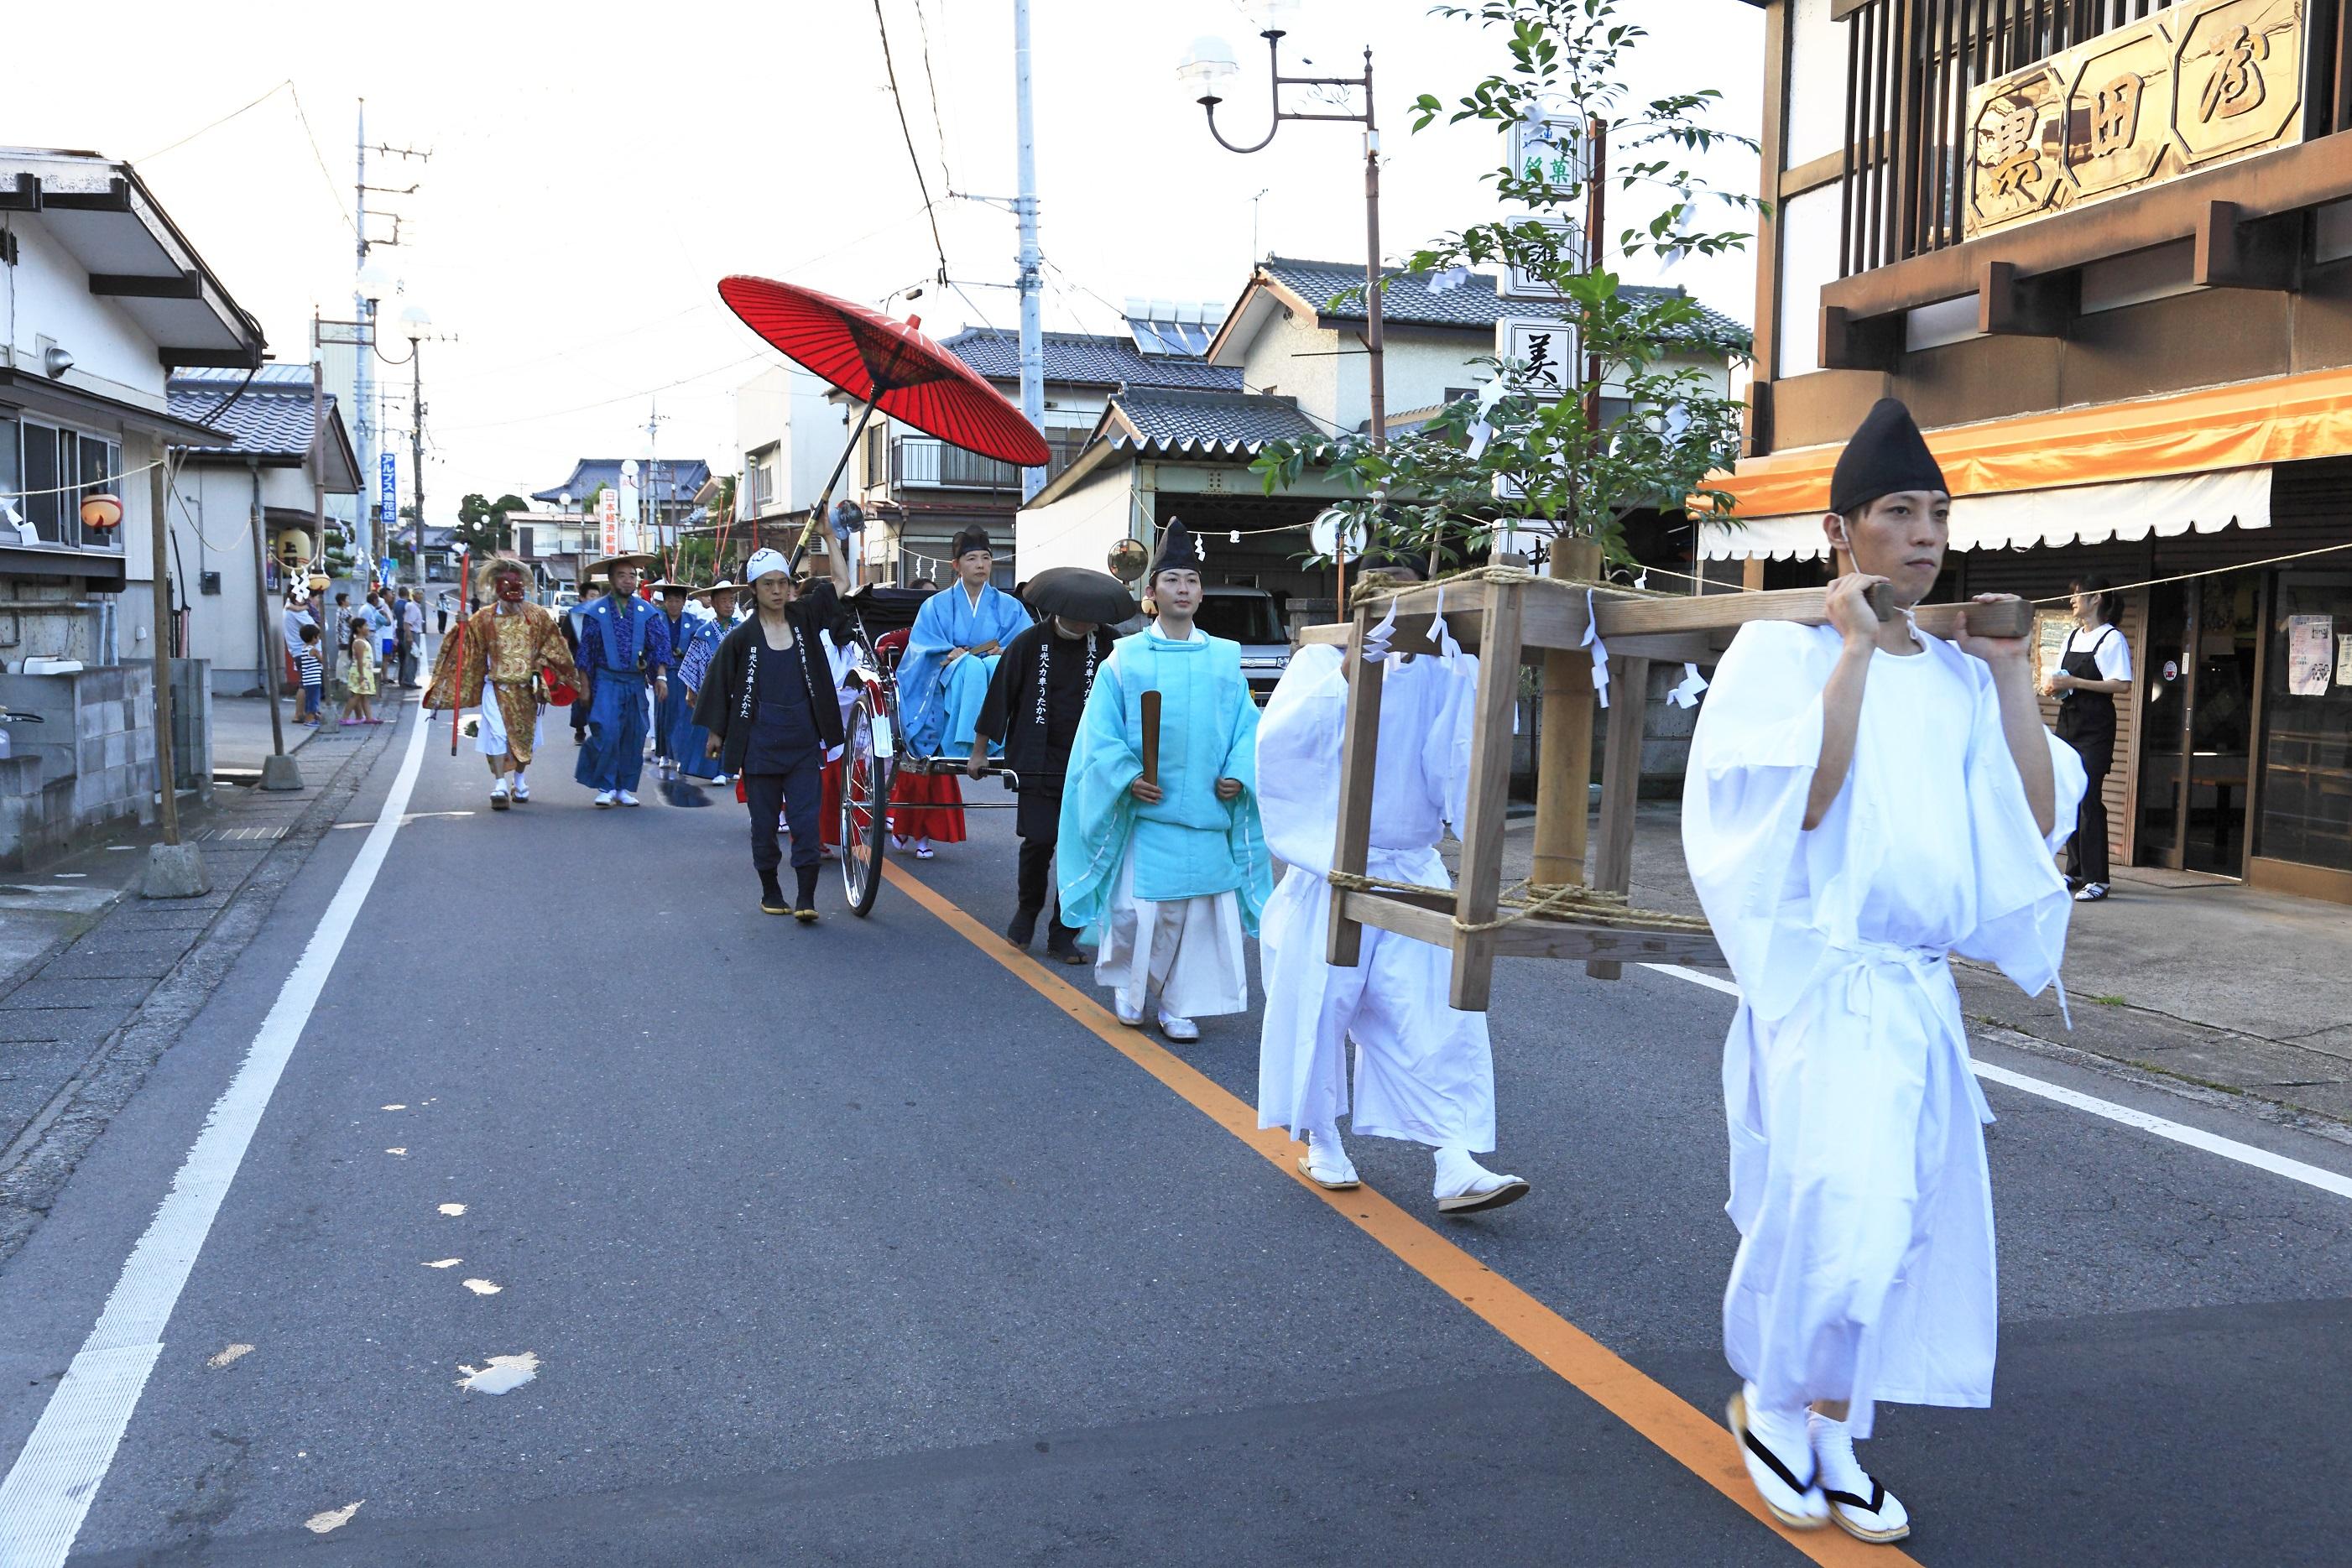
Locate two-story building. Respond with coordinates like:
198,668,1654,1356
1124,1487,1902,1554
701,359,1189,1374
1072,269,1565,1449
0,147,266,866
529,456,712,575
1018,256,1747,617
1714,0,2352,902
164,366,360,697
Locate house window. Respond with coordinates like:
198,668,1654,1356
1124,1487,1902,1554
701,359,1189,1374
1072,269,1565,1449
864,425,887,490
0,413,18,534
518,525,535,558
13,421,121,551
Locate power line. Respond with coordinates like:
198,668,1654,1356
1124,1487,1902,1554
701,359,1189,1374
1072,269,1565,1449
285,83,360,235
873,0,951,282
138,81,290,162
910,0,955,191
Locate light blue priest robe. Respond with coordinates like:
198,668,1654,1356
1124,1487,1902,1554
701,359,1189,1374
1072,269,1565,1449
1057,624,1271,940
899,582,1031,757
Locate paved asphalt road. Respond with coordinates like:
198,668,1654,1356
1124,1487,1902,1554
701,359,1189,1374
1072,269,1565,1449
2,700,2349,1565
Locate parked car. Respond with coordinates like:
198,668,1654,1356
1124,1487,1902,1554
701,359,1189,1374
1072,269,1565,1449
1194,586,1291,704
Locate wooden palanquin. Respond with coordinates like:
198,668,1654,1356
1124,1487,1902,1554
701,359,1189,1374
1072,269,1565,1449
1300,573,2033,1010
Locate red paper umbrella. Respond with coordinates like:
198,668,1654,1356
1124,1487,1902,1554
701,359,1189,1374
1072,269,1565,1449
718,275,1050,468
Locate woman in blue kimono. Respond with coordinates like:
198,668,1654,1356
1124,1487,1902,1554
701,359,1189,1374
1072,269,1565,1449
897,527,1031,758
671,581,742,782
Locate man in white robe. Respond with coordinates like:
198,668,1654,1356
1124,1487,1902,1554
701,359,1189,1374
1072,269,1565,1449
1254,570,1528,1215
1684,399,2084,1545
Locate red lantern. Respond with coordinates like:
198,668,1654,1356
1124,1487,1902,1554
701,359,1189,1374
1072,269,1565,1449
79,493,124,532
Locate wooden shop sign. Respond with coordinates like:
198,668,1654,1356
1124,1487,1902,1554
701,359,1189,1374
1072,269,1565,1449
1963,0,2307,242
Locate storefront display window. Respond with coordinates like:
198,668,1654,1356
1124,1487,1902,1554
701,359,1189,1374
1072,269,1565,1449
2257,571,2352,877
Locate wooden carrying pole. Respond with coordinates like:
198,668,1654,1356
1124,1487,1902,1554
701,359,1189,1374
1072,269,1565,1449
1139,690,1161,787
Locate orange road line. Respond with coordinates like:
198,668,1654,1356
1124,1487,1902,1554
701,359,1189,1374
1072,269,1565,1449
882,861,1918,1567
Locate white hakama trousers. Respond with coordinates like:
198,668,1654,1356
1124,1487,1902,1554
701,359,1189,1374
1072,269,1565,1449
1722,944,1997,1440
475,682,542,763
1094,845,1249,1019
1256,852,1495,1151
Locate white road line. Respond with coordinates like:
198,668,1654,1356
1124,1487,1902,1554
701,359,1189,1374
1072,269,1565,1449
0,711,431,1568
1637,962,2352,1202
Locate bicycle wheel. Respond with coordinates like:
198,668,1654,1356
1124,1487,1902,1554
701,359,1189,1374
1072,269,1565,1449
840,687,891,915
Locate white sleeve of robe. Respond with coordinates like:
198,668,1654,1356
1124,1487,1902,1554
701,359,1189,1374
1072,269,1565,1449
1685,623,2088,1021
1948,649,2087,997
1254,644,1348,876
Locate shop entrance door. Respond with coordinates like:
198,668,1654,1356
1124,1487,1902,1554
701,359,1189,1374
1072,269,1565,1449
2134,574,2261,874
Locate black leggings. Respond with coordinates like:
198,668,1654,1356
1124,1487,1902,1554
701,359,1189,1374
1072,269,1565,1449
2065,735,2112,885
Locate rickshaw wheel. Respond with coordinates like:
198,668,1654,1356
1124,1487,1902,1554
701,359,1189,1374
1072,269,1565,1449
841,687,890,916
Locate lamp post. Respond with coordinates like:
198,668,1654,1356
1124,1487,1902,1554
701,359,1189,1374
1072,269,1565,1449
1181,3,1385,457
355,253,396,576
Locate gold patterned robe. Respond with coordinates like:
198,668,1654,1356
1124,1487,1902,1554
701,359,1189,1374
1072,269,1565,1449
424,602,581,768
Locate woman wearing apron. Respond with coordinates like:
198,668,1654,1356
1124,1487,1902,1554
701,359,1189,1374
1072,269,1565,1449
2047,576,2133,902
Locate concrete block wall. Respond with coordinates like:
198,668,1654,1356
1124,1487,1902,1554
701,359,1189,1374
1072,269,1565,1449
0,665,161,868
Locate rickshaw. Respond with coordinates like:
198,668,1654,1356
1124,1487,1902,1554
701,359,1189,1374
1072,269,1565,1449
831,584,1029,916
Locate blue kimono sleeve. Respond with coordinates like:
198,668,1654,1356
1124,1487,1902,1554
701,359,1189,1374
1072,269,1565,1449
1056,659,1142,935
897,591,961,753
677,623,718,700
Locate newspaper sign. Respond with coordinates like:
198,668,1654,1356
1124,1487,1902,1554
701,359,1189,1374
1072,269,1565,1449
598,487,621,558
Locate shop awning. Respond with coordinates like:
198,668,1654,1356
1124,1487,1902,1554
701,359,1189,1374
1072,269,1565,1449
1701,465,2273,560
1708,362,2352,520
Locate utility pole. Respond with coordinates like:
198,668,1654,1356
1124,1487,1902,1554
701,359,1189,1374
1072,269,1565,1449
410,343,425,597
353,98,429,588
1014,0,1046,502
353,100,373,580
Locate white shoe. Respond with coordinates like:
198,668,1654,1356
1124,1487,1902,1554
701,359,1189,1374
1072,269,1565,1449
1297,1131,1359,1190
2073,882,2108,902
593,789,617,808
511,774,530,803
618,790,641,807
1810,1410,1911,1543
488,777,510,810
1728,1388,1829,1531
1433,1148,1531,1215
1113,996,1145,1028
1155,1008,1199,1042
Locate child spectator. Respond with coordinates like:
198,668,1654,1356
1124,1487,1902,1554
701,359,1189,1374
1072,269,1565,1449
295,623,326,727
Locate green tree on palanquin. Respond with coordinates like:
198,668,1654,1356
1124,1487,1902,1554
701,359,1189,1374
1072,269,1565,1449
1252,0,1760,571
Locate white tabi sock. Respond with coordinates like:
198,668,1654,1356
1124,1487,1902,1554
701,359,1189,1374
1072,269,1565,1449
1808,1408,1910,1538
1432,1144,1515,1199
1744,1392,1813,1482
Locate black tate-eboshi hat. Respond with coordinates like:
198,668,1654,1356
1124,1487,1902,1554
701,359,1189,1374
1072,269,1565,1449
1828,398,1949,517
1150,518,1203,578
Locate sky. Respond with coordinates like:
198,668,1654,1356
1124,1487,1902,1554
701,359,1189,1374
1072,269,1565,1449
13,0,1764,521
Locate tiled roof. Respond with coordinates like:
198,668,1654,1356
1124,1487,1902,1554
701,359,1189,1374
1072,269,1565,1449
941,328,1241,393
1258,255,1751,353
1106,388,1322,456
531,457,712,506
167,372,341,459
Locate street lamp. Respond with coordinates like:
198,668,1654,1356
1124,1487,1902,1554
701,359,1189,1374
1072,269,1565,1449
1183,0,1384,606
1185,18,1384,444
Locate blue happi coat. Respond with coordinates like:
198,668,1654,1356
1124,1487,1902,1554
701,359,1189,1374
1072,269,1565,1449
670,612,735,779
572,591,673,793
899,582,1030,758
1057,625,1270,939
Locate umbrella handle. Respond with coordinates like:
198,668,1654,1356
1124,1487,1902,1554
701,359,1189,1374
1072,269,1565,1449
793,396,885,576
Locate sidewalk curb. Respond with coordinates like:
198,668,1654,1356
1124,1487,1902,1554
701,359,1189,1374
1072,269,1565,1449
0,711,409,1265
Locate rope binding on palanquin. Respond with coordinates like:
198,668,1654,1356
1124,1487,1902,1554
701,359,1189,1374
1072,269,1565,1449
1326,868,1715,936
